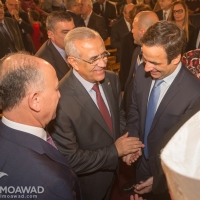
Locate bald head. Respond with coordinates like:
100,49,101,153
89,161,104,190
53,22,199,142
123,3,134,22
132,11,158,45
135,11,159,30
0,53,53,111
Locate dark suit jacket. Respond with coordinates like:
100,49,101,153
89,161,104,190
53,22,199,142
0,121,81,200
122,45,141,113
185,24,197,52
190,13,200,29
48,70,126,200
4,11,35,54
152,99,200,200
0,17,24,59
110,17,129,62
119,32,137,91
93,1,117,35
67,10,85,27
126,63,200,183
156,9,171,20
35,39,70,80
87,12,108,41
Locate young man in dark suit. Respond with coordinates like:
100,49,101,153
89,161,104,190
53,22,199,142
35,11,74,80
0,1,24,59
0,53,81,199
48,27,144,200
156,0,173,20
125,21,200,199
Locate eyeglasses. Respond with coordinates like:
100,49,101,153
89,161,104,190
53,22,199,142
71,51,110,66
173,9,184,14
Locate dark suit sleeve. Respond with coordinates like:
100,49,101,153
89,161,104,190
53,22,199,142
124,70,140,137
110,23,120,49
19,12,34,34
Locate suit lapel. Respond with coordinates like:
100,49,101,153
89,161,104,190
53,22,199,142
66,71,113,137
4,18,15,42
149,66,184,134
0,121,72,169
48,40,70,75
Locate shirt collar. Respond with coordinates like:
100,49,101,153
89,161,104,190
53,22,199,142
51,41,66,61
73,69,95,92
163,62,182,85
2,116,47,141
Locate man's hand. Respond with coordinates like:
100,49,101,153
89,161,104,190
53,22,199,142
130,194,143,200
115,132,144,157
122,149,142,165
134,177,153,194
11,9,20,21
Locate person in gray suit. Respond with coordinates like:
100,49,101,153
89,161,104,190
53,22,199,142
48,27,144,200
125,21,200,200
35,11,74,80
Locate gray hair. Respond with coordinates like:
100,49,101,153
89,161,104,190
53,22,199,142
0,52,45,111
64,27,101,57
65,0,77,10
46,11,73,31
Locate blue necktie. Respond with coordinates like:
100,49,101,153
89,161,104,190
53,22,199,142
144,79,163,158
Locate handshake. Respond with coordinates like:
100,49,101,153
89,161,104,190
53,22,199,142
114,132,144,165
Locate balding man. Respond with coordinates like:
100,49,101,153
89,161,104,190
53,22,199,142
0,53,81,199
80,0,108,40
125,21,200,199
123,11,159,114
110,3,134,62
65,0,85,27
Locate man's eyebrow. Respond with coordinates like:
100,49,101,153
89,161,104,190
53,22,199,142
143,56,162,65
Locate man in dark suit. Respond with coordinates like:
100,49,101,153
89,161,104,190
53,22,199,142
124,21,200,199
123,11,158,113
93,0,117,35
80,0,108,41
35,11,74,80
156,0,172,20
5,0,35,54
0,1,24,59
65,0,85,27
0,53,81,199
48,27,144,200
110,3,134,62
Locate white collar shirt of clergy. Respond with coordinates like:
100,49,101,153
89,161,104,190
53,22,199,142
2,116,47,141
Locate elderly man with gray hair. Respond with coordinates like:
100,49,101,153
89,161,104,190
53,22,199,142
48,27,144,200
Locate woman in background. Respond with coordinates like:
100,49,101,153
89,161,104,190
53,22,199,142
169,0,197,52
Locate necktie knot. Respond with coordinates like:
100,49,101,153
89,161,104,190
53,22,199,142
154,79,163,88
92,83,100,93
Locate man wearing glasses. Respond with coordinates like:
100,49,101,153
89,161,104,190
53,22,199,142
48,27,144,200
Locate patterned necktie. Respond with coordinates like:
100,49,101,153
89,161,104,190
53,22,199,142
0,23,16,52
92,83,113,133
144,79,163,158
163,12,167,20
46,132,57,149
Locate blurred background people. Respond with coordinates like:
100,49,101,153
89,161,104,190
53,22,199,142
169,0,197,52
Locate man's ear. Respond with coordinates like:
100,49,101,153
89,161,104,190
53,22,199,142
28,92,41,112
67,56,79,71
172,54,181,65
47,30,54,40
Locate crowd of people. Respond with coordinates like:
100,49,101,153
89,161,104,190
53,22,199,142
0,0,200,200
